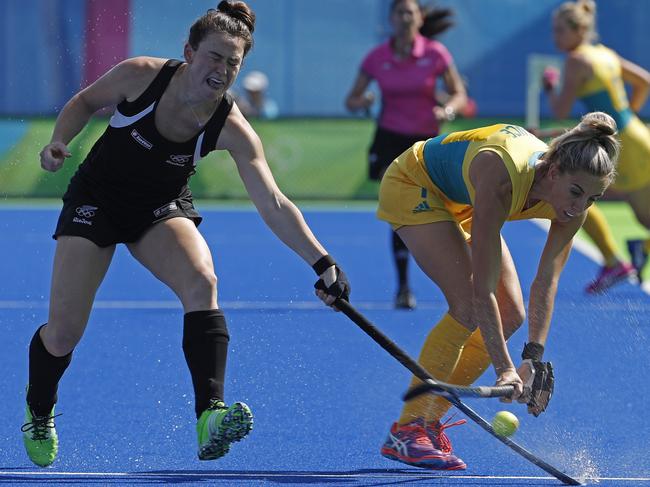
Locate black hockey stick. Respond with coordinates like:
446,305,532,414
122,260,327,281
335,299,581,486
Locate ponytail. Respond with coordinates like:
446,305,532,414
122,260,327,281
544,111,619,183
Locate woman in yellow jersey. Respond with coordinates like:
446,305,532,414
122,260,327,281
376,113,619,470
543,0,650,290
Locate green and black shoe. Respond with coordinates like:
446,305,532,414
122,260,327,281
21,403,60,467
196,399,253,460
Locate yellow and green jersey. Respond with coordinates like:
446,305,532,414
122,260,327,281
421,124,556,221
574,43,633,131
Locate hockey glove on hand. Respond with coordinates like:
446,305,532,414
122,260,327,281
312,255,351,302
518,342,555,417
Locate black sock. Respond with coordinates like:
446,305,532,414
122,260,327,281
26,325,73,417
392,231,410,289
183,309,230,419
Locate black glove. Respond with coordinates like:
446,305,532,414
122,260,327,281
312,255,351,302
520,342,554,417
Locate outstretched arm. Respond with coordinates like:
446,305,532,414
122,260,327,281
469,151,522,397
528,216,582,346
219,105,349,304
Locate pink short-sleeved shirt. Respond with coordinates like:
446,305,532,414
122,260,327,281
361,34,452,136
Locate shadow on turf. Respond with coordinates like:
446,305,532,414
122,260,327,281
0,469,552,485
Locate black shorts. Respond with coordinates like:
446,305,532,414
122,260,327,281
368,126,437,181
53,185,202,247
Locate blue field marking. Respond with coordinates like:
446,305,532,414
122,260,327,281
1,208,649,486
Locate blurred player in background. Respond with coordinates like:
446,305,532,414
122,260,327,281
543,0,650,288
22,0,350,468
376,113,619,469
235,70,279,120
345,0,467,309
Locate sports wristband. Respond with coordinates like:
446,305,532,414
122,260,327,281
312,255,336,275
522,342,544,361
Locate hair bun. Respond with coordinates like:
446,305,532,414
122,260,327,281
580,111,617,137
217,0,232,13
216,0,255,33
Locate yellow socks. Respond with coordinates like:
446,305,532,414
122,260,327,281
398,314,472,424
583,205,621,267
427,329,492,422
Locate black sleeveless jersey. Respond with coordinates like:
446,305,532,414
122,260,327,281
67,59,233,220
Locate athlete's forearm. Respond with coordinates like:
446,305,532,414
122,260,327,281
256,194,328,266
629,85,650,114
546,91,572,119
50,94,97,145
527,275,558,346
473,295,515,374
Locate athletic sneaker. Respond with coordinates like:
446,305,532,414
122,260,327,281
196,399,253,460
585,261,636,294
627,239,648,283
380,420,466,470
425,416,467,469
21,403,60,467
395,287,416,310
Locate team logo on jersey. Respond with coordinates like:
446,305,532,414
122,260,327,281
73,205,98,225
165,154,193,167
131,129,153,150
153,202,178,218
412,201,432,213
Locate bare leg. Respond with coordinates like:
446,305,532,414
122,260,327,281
28,236,115,415
127,217,226,417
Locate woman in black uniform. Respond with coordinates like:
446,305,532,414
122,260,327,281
21,1,350,467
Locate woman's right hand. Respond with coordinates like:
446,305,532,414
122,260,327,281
40,142,71,172
495,367,524,402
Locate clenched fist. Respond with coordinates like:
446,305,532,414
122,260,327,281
40,142,72,172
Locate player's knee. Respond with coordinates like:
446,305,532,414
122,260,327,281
182,268,218,304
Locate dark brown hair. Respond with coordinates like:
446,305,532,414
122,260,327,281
188,1,256,55
390,0,454,38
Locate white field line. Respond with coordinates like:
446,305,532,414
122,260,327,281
1,299,648,311
0,471,648,482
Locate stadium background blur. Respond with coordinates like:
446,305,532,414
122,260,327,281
1,0,649,205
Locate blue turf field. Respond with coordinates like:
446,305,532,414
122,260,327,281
1,206,649,486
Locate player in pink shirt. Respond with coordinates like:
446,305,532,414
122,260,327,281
345,0,466,309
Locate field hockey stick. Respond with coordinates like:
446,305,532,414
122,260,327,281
335,299,581,486
335,300,513,399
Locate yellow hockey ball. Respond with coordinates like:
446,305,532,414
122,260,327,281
492,410,519,437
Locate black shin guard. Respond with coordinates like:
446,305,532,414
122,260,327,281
391,231,410,287
26,325,73,416
182,310,230,419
